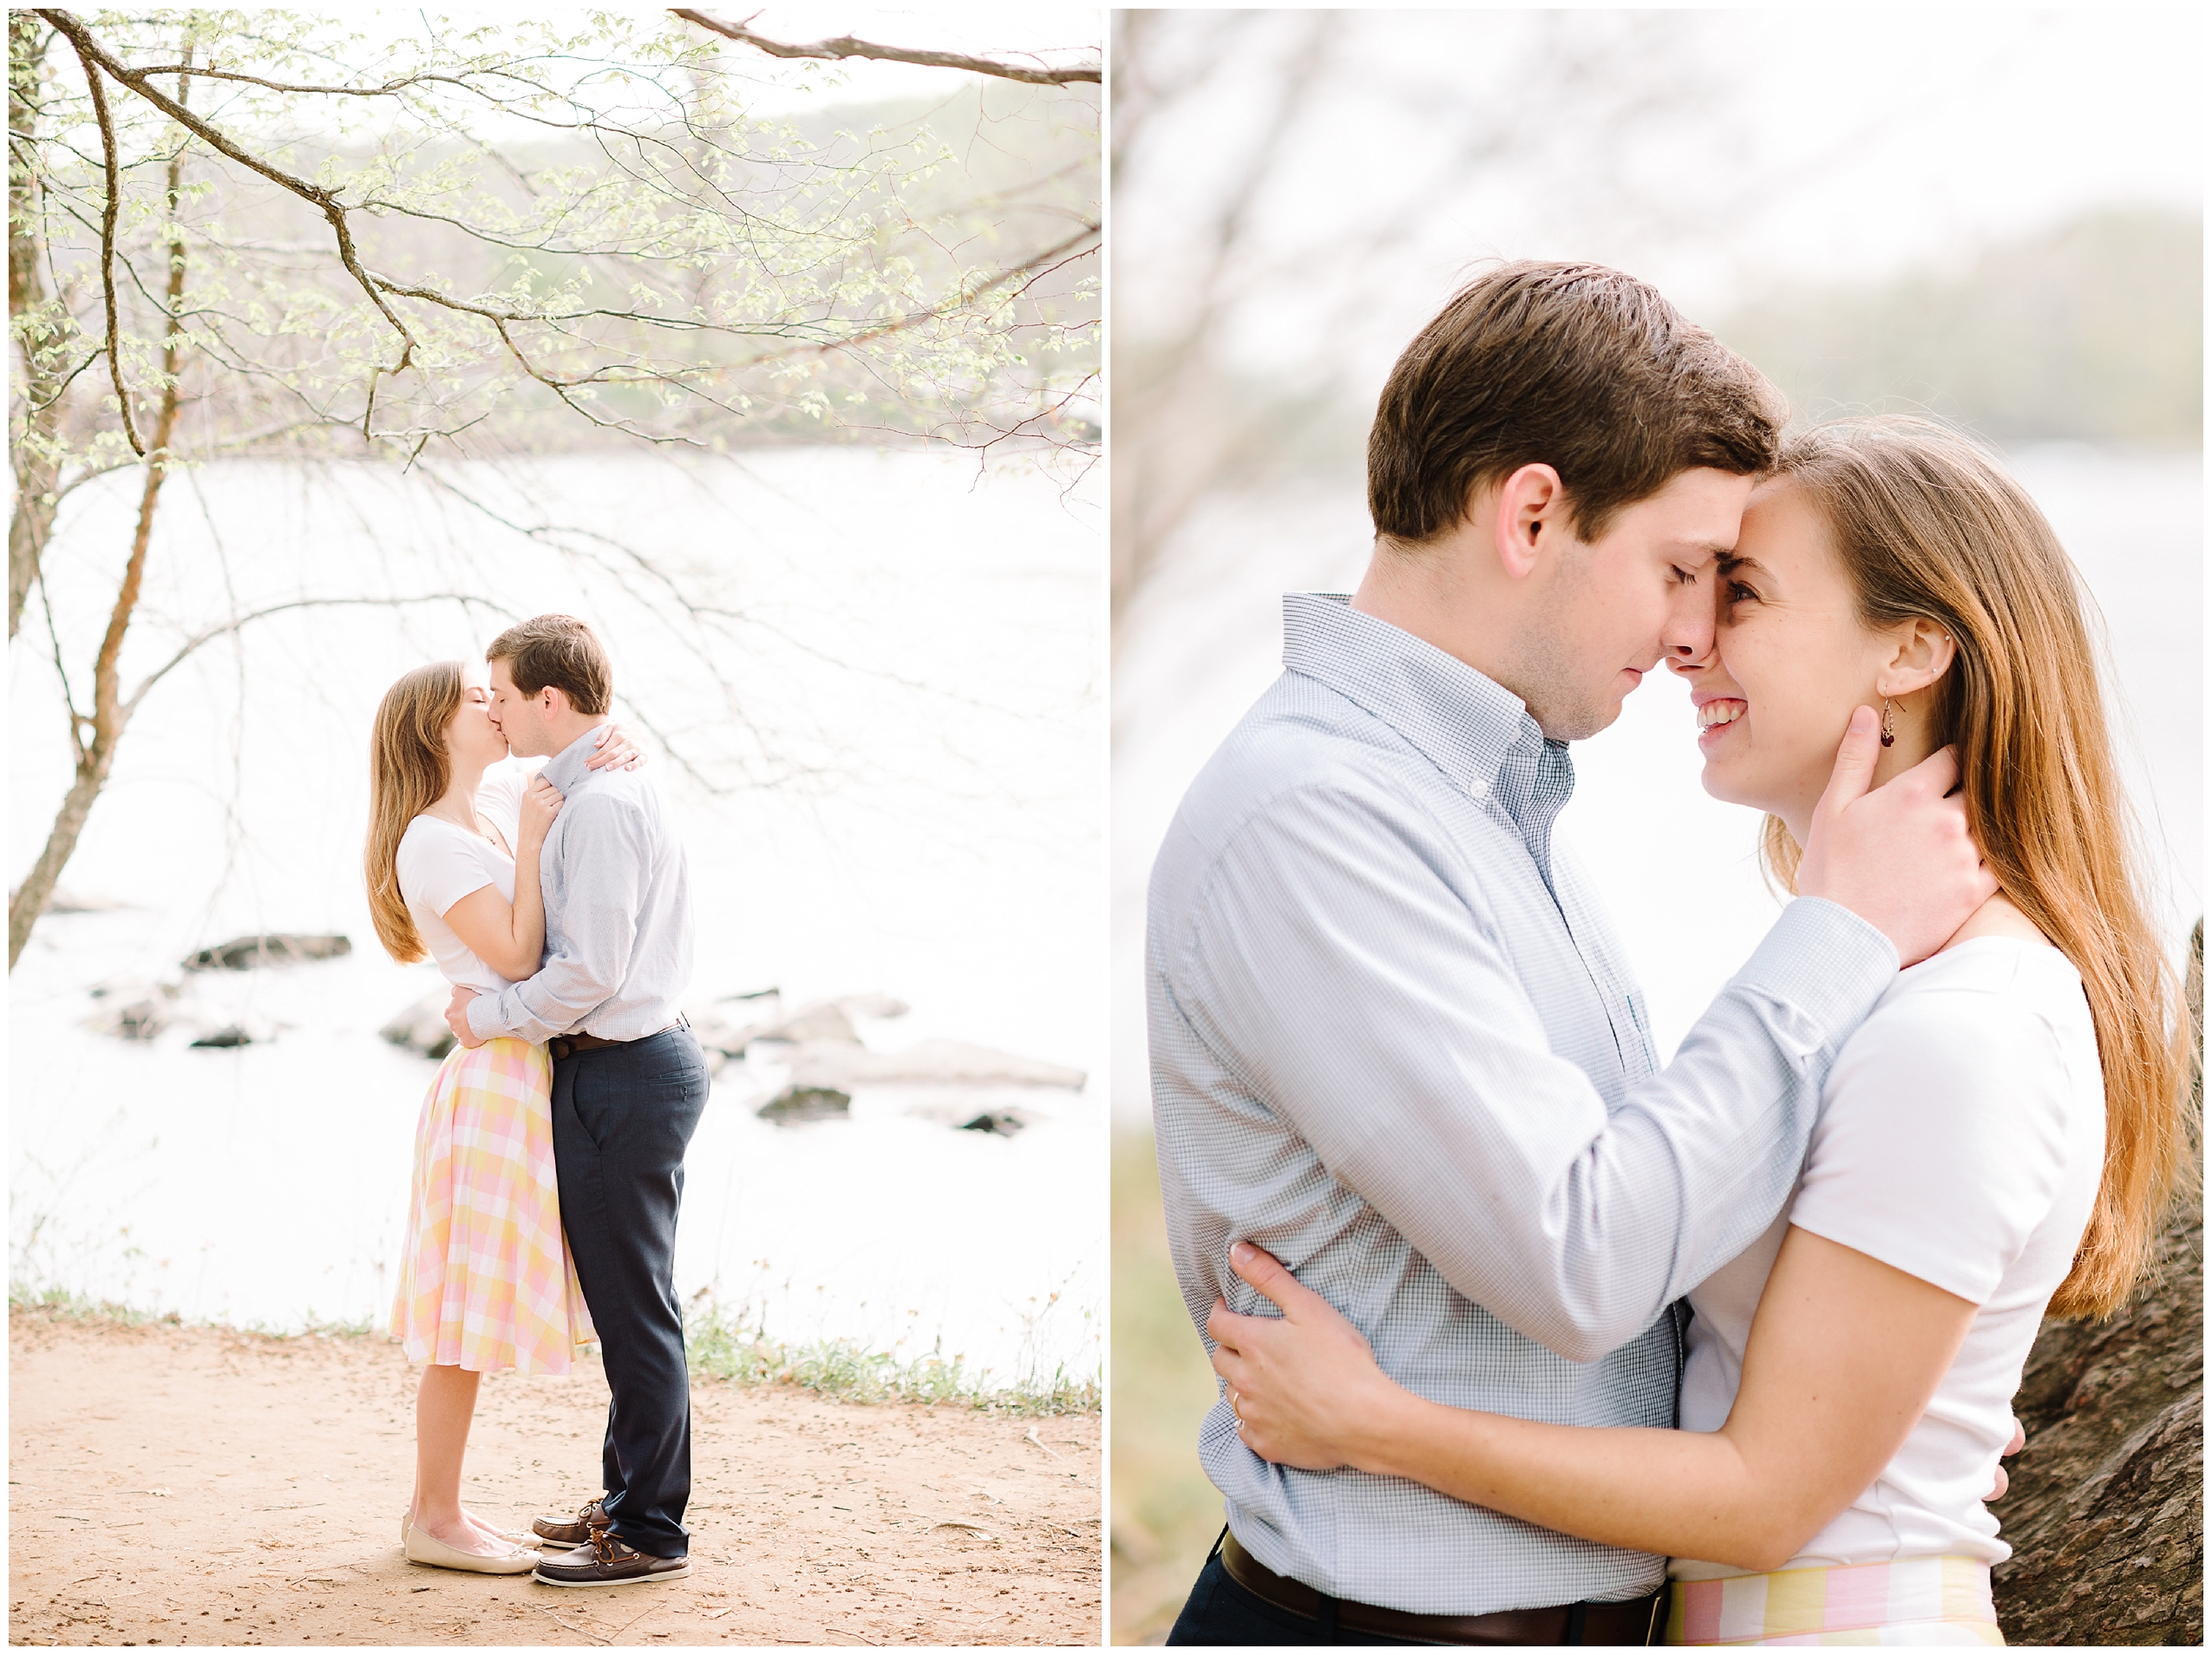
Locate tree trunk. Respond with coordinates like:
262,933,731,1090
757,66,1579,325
9,13,62,640
10,45,192,969
8,744,119,965
1990,921,2203,1645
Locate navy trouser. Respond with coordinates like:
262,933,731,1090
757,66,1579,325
550,1026,710,1560
1167,1541,1424,1645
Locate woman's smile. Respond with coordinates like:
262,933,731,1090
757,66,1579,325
1695,696,1746,745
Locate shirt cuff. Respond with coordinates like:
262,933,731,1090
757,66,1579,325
1729,896,1898,1056
465,990,507,1042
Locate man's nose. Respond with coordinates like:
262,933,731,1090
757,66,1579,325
1664,584,1718,666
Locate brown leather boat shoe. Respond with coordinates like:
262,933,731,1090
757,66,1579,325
532,1527,690,1588
532,1496,608,1547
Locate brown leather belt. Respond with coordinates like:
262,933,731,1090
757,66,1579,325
1220,1529,1663,1645
548,1017,686,1063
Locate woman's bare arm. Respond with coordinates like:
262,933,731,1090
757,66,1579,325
437,776,562,981
1211,1229,1976,1571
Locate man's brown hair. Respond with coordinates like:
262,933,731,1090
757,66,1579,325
1368,260,1783,547
485,614,612,716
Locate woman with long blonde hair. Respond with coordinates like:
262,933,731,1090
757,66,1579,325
1207,418,2188,1645
365,659,639,1574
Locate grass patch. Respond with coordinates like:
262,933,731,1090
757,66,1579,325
8,1282,177,1328
684,1295,1099,1416
9,1281,1100,1415
8,1282,377,1340
1111,1128,1230,1644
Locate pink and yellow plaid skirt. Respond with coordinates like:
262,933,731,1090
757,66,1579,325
390,1037,594,1374
1667,1556,2004,1646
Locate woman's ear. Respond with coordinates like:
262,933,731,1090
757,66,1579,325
1875,617,1956,698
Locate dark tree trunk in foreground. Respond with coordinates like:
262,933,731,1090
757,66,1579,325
1992,921,2202,1645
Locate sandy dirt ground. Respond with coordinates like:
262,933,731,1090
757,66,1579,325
8,1309,1102,1646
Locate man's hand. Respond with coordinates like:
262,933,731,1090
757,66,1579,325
445,985,487,1050
1796,707,1999,965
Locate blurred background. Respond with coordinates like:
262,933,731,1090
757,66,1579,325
1109,9,2202,1642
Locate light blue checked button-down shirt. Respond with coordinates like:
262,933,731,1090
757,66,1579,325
1148,593,1898,1616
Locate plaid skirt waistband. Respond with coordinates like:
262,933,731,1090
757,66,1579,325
1666,1555,2003,1646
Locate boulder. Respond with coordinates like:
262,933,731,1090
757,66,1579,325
182,933,350,971
781,1037,1085,1094
1992,921,2202,1645
381,992,457,1060
82,977,184,1041
756,1084,852,1125
959,1109,1037,1138
187,1013,277,1049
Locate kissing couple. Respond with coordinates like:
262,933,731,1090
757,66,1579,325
1149,265,2186,1645
363,614,711,1588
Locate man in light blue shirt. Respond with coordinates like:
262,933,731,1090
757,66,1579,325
1149,264,1993,1645
444,614,710,1589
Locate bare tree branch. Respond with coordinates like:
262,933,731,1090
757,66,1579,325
122,592,501,716
747,221,1100,367
671,10,1099,85
59,22,139,454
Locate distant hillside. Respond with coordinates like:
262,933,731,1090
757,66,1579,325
1718,208,2202,445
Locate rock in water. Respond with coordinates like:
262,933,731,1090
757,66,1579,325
188,1017,275,1049
381,992,457,1060
756,1085,852,1125
1992,921,2202,1645
82,977,183,1041
959,1109,1036,1138
182,933,350,971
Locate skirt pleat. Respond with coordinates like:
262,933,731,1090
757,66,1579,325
389,1037,593,1373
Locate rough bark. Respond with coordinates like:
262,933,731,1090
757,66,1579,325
9,13,62,639
1992,921,2203,1645
7,45,189,970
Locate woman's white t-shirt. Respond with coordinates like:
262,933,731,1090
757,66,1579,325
1668,938,2104,1579
394,762,531,995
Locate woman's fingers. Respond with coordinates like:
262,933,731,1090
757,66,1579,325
1205,1295,1251,1353
1228,1240,1327,1318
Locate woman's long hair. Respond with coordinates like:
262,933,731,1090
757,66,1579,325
1758,417,2189,1318
365,662,465,965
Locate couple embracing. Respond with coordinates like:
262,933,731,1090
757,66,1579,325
363,615,710,1588
1150,265,2185,1645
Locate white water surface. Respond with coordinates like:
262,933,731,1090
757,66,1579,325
10,448,1104,1389
1113,446,2202,1122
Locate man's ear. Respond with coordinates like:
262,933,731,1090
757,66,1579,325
1875,617,1957,698
1490,463,1567,580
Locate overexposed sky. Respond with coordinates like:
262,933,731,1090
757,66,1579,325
1117,8,2202,376
337,5,1102,112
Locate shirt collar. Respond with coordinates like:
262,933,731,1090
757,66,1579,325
1280,592,1556,797
538,724,612,795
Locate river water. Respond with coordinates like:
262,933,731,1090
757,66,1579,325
1113,446,2202,1121
10,448,1104,1389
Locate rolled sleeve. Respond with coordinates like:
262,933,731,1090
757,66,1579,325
468,795,646,1045
1168,784,1895,1362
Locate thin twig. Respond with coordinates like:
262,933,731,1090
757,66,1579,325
36,9,421,396
671,10,1100,84
59,23,138,453
121,593,501,717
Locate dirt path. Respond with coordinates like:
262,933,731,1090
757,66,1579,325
9,1309,1101,1646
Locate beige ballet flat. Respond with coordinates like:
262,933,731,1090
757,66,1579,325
403,1516,540,1575
402,1508,533,1546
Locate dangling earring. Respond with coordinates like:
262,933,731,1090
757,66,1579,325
1879,697,1896,748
